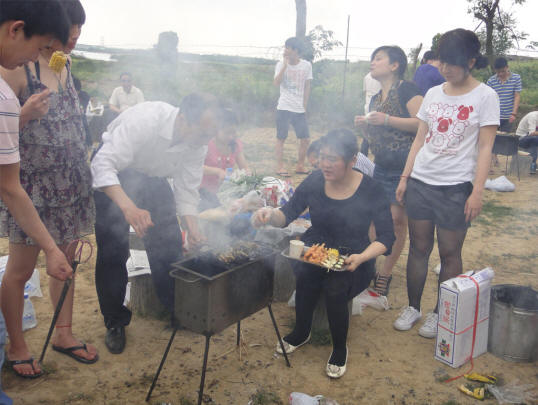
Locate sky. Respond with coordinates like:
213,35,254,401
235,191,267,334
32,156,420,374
78,0,538,61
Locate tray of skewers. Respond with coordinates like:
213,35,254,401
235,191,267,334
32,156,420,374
282,243,348,271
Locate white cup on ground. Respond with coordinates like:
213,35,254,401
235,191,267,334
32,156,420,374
289,240,305,259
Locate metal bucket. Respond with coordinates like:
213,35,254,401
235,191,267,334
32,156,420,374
488,284,538,362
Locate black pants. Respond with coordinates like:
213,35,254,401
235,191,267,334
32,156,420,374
94,169,183,329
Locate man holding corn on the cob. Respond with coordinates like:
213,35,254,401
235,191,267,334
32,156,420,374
0,0,75,383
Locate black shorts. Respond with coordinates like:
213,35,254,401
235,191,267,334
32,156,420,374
405,178,473,230
276,110,310,140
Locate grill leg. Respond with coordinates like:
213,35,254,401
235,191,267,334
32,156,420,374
198,334,211,405
267,304,291,367
236,321,241,346
146,328,177,402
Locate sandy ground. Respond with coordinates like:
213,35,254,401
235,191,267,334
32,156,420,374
2,128,537,405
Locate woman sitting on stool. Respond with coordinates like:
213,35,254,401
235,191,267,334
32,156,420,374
252,129,395,378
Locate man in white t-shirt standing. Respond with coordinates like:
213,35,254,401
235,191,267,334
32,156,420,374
515,110,538,174
274,37,313,176
109,72,145,114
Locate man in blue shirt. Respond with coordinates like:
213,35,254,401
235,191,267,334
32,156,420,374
487,57,522,132
413,50,445,96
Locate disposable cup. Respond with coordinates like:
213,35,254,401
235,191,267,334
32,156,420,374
289,240,305,259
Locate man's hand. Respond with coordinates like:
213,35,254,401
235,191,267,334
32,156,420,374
344,254,365,272
464,191,483,223
187,227,206,249
45,247,73,281
21,89,51,122
123,206,154,237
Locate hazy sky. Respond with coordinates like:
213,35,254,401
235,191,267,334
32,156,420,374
78,0,538,60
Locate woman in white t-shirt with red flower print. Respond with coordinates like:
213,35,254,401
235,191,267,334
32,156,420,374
394,29,499,338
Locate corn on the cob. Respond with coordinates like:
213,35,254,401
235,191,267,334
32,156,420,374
48,51,67,73
458,385,485,400
464,373,497,384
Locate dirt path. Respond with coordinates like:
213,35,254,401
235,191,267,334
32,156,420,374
3,128,537,405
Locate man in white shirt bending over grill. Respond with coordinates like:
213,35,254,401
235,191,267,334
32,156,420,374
91,93,222,354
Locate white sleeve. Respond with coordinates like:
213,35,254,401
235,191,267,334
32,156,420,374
479,88,500,127
416,89,432,122
91,111,156,189
137,88,145,103
527,114,538,134
109,88,119,106
306,62,313,81
172,146,207,216
274,61,283,78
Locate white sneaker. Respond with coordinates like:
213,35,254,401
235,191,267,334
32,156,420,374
393,306,422,331
418,312,438,338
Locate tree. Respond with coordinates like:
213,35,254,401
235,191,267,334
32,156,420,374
408,43,423,76
467,0,526,66
430,33,442,55
295,0,307,38
302,25,343,61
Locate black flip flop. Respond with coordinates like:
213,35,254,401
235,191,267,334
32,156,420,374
276,171,291,178
52,343,99,364
8,357,43,379
295,170,311,175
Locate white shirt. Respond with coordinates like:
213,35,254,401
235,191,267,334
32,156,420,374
412,83,499,185
363,72,381,114
109,85,145,112
275,59,312,113
515,111,538,137
0,78,20,165
91,102,207,216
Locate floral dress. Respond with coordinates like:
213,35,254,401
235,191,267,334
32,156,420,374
0,61,94,245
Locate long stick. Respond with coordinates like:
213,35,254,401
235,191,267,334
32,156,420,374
342,14,351,100
38,260,79,364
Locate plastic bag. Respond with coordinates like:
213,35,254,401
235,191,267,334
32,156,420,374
0,256,42,298
353,288,389,313
289,392,340,405
288,290,296,307
486,382,537,404
485,175,515,192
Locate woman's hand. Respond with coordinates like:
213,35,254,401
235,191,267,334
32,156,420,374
344,253,365,272
364,111,388,126
21,89,51,122
251,207,273,228
217,168,227,182
395,178,408,205
354,115,367,127
464,191,483,223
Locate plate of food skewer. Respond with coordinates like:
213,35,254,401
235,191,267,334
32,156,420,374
282,243,348,272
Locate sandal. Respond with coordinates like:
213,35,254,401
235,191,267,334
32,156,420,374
373,273,392,296
52,343,99,364
7,357,43,379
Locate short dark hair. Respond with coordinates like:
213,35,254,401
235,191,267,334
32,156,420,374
179,93,223,125
371,46,408,79
438,28,488,70
320,129,358,164
307,139,321,157
285,37,303,52
0,0,70,44
221,108,238,127
494,57,508,70
421,50,437,64
120,72,132,80
60,0,85,26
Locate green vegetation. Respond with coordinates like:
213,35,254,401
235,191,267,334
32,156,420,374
72,50,538,131
248,388,283,405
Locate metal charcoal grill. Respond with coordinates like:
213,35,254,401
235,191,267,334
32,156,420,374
146,242,291,405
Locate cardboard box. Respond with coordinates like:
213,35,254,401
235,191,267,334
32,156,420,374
435,268,494,368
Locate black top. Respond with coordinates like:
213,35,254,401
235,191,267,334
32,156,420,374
280,170,395,256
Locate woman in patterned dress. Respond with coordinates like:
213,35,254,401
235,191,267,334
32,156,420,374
0,0,97,378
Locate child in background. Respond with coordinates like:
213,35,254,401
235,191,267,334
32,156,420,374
199,109,249,211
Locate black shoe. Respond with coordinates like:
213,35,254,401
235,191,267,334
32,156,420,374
105,326,126,354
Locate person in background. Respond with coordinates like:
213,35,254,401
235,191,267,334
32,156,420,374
72,75,91,146
252,130,395,378
413,50,445,96
306,139,321,170
108,72,144,114
354,46,423,297
0,0,98,379
515,110,538,174
274,37,312,177
199,109,249,211
91,93,222,355
360,72,382,155
0,0,74,382
487,57,521,133
395,28,498,338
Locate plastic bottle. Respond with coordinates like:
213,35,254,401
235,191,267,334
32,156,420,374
22,293,37,331
289,393,340,405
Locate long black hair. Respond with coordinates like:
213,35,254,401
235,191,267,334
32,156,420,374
438,29,488,70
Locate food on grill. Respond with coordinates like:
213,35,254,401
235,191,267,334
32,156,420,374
49,51,67,73
215,241,272,267
303,244,345,270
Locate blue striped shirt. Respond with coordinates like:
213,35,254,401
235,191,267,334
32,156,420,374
486,73,522,120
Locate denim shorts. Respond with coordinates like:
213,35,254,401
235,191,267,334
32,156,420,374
373,165,401,205
276,110,310,140
405,178,473,230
